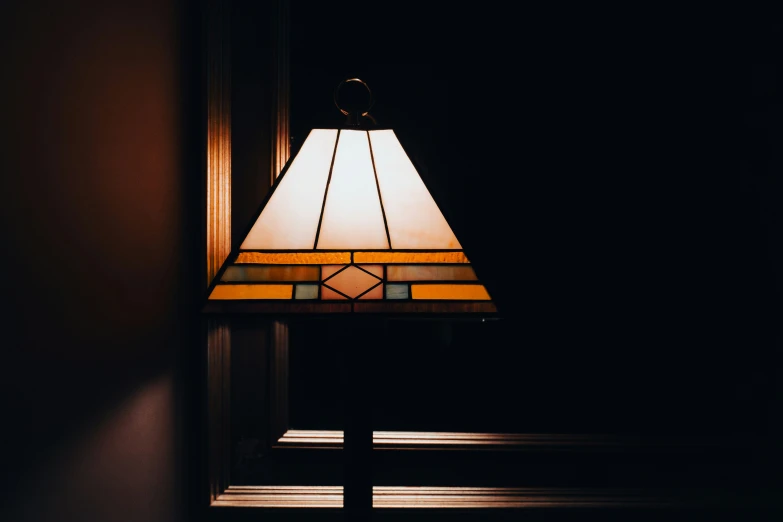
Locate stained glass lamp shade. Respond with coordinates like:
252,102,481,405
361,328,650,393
204,98,497,316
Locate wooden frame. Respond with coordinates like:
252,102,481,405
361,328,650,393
209,314,771,510
204,0,776,512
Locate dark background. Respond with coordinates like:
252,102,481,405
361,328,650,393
281,5,781,436
1,0,780,520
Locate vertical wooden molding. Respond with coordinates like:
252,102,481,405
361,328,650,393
207,319,231,501
271,0,290,182
206,0,231,286
270,320,290,443
269,0,291,446
206,0,231,504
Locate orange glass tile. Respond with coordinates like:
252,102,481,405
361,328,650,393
410,284,491,300
324,265,381,299
236,252,351,264
354,252,469,264
358,283,383,300
321,285,349,300
209,284,293,300
221,265,320,282
387,265,477,281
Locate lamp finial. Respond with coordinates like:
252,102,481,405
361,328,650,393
334,78,376,127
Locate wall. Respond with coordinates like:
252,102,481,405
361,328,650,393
0,1,200,521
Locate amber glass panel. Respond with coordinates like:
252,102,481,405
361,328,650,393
236,252,351,264
209,284,293,300
410,284,491,300
358,283,383,300
221,265,320,282
324,265,381,299
387,265,477,281
354,252,468,264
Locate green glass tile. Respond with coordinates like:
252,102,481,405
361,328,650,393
294,284,319,300
386,284,409,300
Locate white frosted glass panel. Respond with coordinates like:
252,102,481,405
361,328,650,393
370,130,461,249
241,129,337,249
316,130,390,250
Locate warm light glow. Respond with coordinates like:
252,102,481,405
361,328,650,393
410,284,491,300
370,130,461,249
209,284,293,299
206,126,497,314
241,129,337,249
317,130,389,249
236,252,351,264
235,130,471,253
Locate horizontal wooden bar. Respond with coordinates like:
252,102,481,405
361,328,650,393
274,430,747,451
212,485,755,509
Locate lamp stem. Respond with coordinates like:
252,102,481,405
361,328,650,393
342,316,378,520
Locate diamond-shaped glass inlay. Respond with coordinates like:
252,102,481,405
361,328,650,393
323,265,381,299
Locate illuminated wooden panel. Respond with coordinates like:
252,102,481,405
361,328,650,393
411,284,491,300
358,283,383,299
294,284,319,299
236,252,350,264
386,284,409,299
354,252,469,264
387,265,477,281
209,284,293,300
221,265,320,282
321,285,349,300
323,266,381,299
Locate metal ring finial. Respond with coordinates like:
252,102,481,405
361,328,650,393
334,78,374,116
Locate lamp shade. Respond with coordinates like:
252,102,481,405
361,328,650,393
204,127,497,316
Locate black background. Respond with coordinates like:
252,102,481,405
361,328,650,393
281,4,781,436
